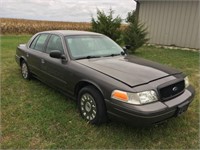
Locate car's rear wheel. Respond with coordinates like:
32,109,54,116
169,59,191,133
21,61,31,80
78,86,107,125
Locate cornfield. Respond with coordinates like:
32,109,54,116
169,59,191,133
0,18,92,34
0,18,127,35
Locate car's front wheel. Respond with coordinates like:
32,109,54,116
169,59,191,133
21,60,31,80
78,86,107,125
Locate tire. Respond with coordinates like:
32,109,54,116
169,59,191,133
78,86,107,125
21,60,31,80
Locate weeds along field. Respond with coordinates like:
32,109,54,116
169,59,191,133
0,18,92,34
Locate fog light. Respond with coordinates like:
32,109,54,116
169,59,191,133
184,76,190,88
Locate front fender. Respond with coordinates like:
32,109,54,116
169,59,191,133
75,79,105,98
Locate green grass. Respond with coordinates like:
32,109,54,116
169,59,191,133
1,35,199,149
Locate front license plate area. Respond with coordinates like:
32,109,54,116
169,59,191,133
176,101,190,117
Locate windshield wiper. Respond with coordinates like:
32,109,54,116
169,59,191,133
75,55,100,60
104,52,123,57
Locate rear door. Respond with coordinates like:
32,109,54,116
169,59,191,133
27,33,49,79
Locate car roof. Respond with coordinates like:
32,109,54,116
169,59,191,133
39,30,103,36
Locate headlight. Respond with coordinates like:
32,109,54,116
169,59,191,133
111,90,158,105
184,76,190,88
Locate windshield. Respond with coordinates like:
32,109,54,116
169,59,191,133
65,35,124,59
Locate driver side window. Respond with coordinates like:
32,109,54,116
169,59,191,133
46,35,64,54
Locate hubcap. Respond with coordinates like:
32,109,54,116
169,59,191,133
85,102,92,112
22,63,28,78
80,93,97,121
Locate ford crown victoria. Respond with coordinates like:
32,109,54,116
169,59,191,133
15,30,195,126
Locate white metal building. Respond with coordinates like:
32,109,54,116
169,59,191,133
135,0,199,49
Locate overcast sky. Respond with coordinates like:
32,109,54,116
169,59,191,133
0,0,136,22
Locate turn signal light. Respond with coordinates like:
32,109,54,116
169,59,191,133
111,90,128,101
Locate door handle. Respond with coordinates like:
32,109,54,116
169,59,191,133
41,59,45,64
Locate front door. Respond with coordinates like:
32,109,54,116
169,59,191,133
41,34,71,93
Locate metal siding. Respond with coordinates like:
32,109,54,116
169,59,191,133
185,1,197,48
150,2,157,42
164,2,172,45
167,2,178,45
152,2,160,43
159,1,167,44
174,2,183,45
138,1,199,49
190,2,198,48
159,2,166,44
148,2,158,42
182,1,191,47
195,6,200,49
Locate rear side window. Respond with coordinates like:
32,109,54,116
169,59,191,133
30,35,40,49
30,34,49,51
46,35,64,54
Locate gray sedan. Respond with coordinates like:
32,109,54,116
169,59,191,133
15,30,195,126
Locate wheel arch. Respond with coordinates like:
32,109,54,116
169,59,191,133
74,80,105,99
19,56,27,66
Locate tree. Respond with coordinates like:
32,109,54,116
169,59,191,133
91,9,122,43
123,11,149,53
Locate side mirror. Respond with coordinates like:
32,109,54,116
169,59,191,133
50,50,66,59
125,45,131,50
122,45,131,54
123,45,131,50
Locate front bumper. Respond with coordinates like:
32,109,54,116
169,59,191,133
105,86,195,126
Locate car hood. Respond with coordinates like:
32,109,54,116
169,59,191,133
76,55,181,87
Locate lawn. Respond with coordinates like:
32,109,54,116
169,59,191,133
1,35,199,149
